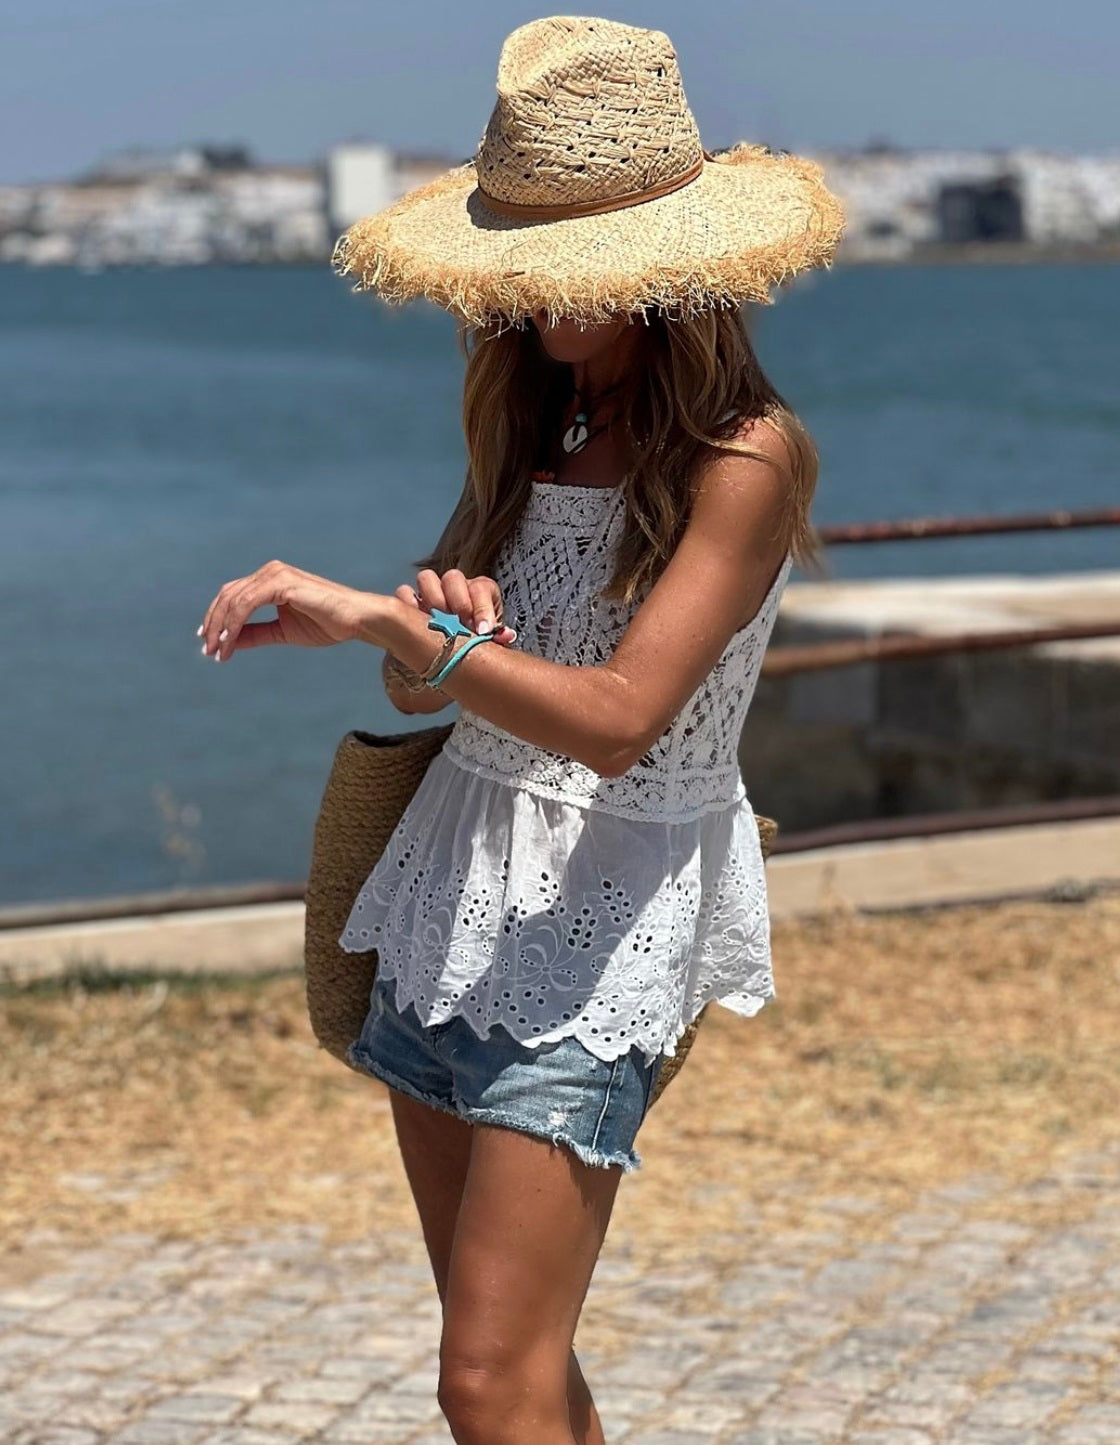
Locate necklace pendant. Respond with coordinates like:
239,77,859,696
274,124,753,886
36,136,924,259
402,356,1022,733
562,411,589,454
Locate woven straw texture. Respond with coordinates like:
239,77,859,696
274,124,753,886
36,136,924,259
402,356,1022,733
304,724,778,1109
332,16,846,325
304,724,454,1074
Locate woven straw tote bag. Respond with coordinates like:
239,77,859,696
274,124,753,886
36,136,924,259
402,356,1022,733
303,722,778,1107
304,722,455,1074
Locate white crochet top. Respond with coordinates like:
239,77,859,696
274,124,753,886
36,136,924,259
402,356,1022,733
446,480,791,821
339,478,792,1064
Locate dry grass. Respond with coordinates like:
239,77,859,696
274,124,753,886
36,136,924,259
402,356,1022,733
3,890,1119,1283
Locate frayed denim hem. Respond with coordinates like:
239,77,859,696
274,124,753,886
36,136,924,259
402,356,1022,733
457,1103,644,1174
346,1044,462,1122
346,1045,643,1173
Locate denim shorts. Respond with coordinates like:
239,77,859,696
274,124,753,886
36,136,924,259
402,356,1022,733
346,970,665,1173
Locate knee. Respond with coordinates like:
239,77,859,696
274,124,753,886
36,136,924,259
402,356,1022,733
437,1355,556,1445
437,1361,506,1442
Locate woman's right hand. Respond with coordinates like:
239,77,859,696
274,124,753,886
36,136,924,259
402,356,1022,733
403,568,517,644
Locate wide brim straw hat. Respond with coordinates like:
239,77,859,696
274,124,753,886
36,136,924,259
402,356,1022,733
333,14,846,326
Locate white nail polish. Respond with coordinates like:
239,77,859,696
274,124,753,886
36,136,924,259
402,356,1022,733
200,641,208,654
477,620,492,634
219,628,229,640
196,625,204,637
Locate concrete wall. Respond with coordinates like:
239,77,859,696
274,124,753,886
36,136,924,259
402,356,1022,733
739,571,1120,832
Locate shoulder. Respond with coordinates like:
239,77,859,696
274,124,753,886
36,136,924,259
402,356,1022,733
686,415,794,554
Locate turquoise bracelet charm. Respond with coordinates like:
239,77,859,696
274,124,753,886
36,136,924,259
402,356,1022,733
423,607,497,690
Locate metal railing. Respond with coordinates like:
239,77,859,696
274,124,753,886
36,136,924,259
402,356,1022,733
766,502,1119,852
2,504,1116,929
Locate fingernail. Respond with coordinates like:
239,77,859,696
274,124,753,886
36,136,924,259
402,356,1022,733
200,641,208,655
213,650,222,662
196,625,204,637
477,620,492,634
219,628,229,641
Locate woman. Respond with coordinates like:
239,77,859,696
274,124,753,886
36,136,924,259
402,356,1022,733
198,17,844,1445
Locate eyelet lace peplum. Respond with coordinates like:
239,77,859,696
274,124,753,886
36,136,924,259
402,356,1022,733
339,478,793,1064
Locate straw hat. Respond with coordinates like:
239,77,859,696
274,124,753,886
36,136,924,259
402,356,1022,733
333,15,846,325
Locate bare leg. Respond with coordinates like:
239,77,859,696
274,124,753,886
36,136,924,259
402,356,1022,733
387,1089,610,1443
435,1118,623,1445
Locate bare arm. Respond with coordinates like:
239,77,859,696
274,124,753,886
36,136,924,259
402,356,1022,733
360,426,793,776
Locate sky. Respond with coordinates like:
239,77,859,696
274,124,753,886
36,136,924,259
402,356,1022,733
1,0,1116,185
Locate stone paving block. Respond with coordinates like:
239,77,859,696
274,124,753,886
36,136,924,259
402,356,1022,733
3,1387,66,1422
751,1402,854,1434
5,1428,102,1445
109,1419,211,1445
950,1431,1045,1445
805,1256,898,1299
387,1366,441,1397
196,1433,322,1445
859,1398,963,1431
702,1364,782,1407
60,1343,158,1372
919,1172,1003,1203
182,1372,272,1402
0,1285,79,1311
624,1434,728,1445
1051,1410,1120,1444
315,1353,385,1379
49,1396,136,1432
17,1370,111,1399
846,1433,934,1445
22,1299,137,1337
330,1394,444,1437
240,1400,340,1435
724,1430,824,1445
355,1431,444,1444
143,1393,244,1424
267,1374,372,1406
874,1373,974,1407
1032,1328,1119,1359
652,1397,752,1432
0,1332,71,1369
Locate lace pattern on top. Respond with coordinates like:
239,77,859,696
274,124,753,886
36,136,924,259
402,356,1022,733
445,480,793,823
338,751,777,1065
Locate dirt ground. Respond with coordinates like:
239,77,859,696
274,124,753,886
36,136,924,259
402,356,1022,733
3,888,1119,1285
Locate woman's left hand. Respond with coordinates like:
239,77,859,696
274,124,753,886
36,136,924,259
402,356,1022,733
198,559,374,662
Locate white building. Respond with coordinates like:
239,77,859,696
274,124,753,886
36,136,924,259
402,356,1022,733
327,144,395,231
1010,148,1120,244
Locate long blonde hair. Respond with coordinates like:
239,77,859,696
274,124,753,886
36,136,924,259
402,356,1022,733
414,306,826,603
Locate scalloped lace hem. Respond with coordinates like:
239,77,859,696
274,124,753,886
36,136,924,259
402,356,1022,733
357,955,777,1067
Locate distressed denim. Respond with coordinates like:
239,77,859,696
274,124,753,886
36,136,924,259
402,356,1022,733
347,970,665,1172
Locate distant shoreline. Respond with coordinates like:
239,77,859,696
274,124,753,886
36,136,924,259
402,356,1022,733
2,239,1120,273
2,241,1119,273
845,239,1120,266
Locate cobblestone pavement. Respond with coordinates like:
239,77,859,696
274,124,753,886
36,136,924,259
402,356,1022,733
2,1143,1119,1445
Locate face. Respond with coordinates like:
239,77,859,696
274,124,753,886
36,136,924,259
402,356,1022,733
529,310,632,364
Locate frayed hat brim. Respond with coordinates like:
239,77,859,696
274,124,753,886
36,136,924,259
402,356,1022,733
332,144,846,326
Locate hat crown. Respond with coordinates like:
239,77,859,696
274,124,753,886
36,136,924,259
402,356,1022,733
475,16,703,212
